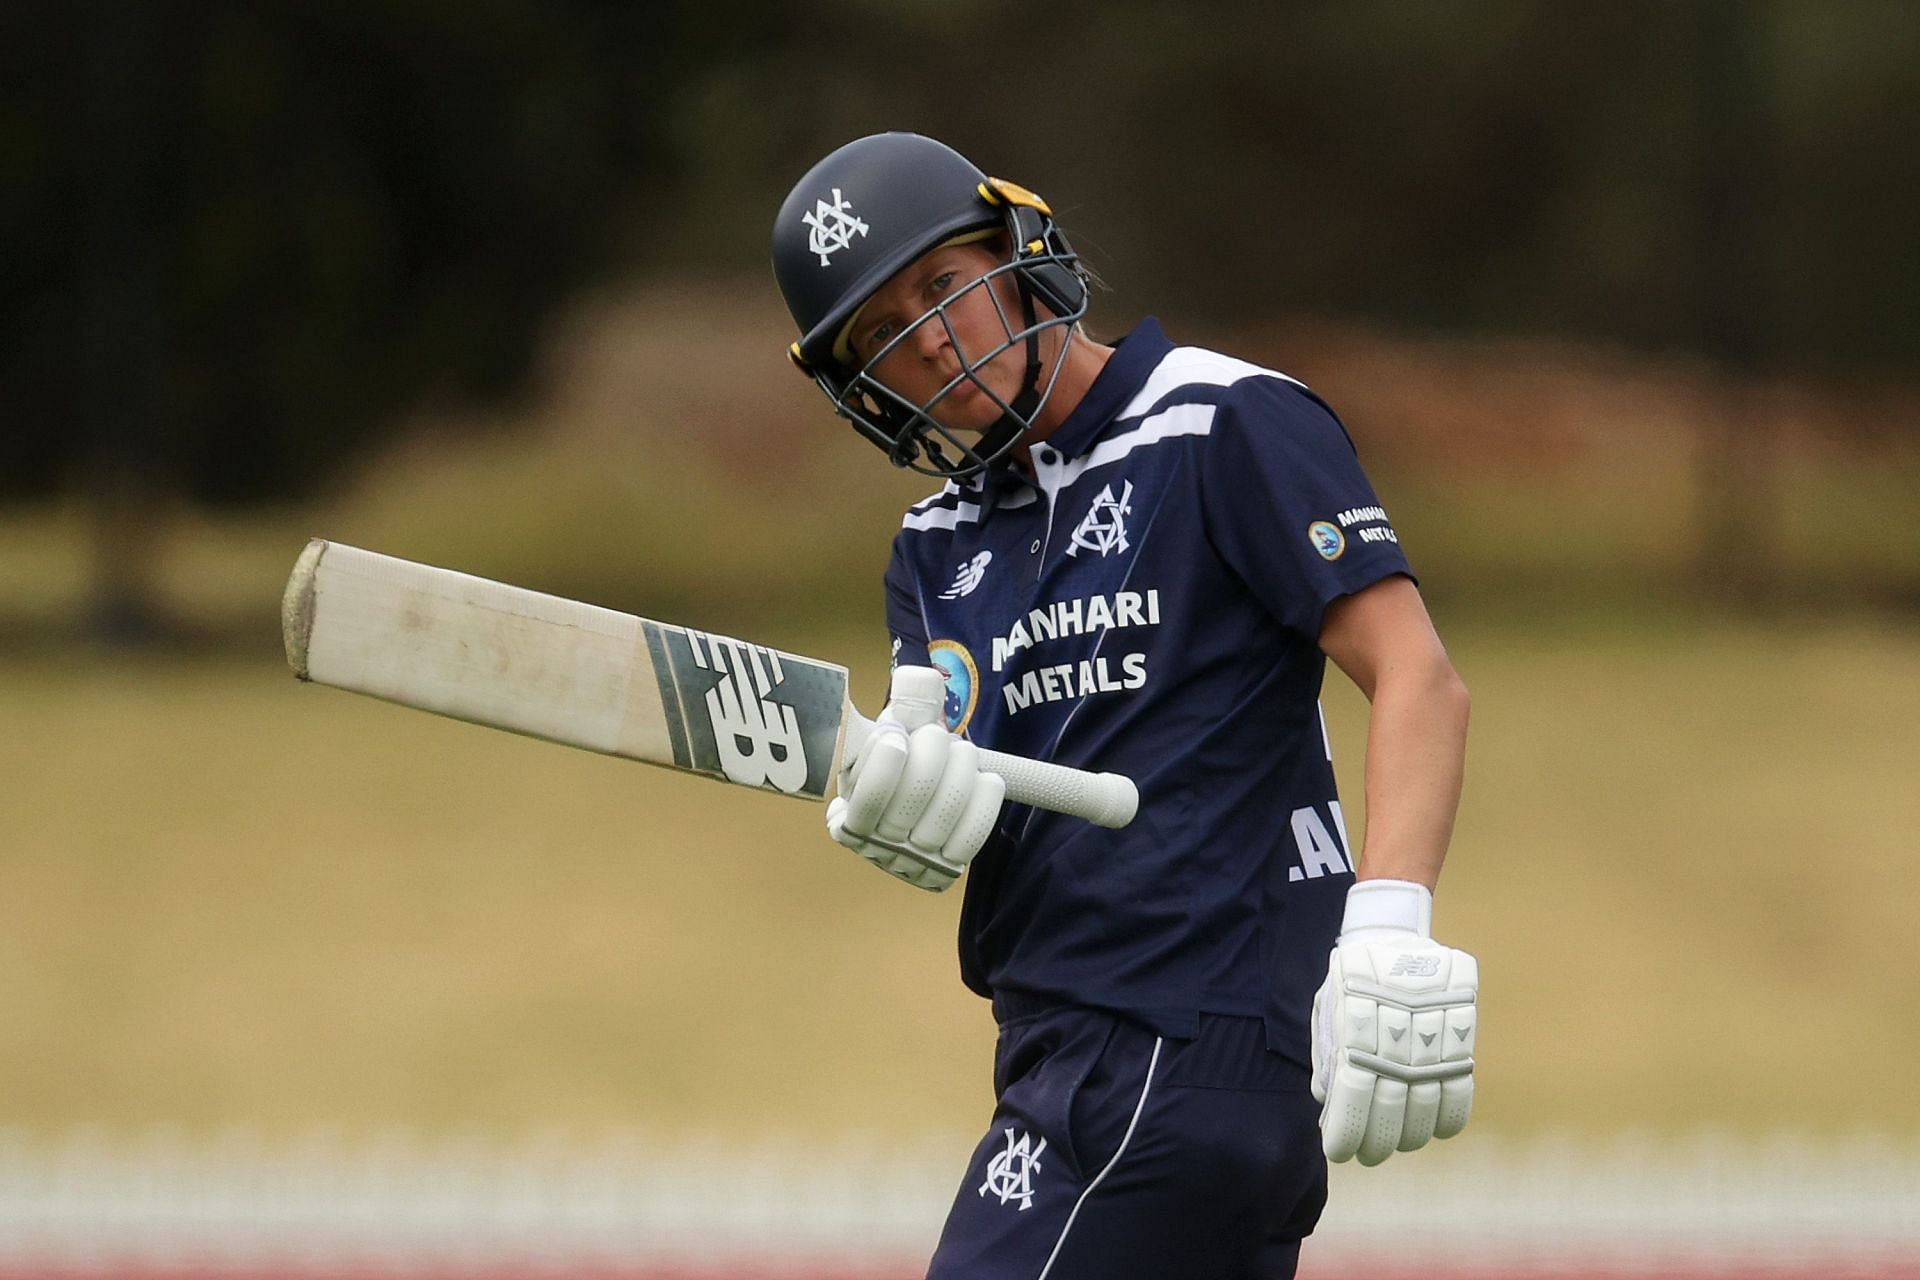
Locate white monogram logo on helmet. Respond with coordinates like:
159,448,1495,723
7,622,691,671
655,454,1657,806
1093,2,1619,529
802,187,869,266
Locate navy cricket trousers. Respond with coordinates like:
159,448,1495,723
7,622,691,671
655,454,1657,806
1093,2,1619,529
925,1001,1328,1280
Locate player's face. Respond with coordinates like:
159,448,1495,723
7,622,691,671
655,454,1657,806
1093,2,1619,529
849,242,1054,434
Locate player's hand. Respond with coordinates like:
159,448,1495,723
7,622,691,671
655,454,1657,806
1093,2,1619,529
824,696,1006,892
1311,879,1477,1165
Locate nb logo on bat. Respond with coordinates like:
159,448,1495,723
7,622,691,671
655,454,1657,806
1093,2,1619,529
684,629,811,794
1387,954,1443,978
652,624,846,800
979,1128,1046,1212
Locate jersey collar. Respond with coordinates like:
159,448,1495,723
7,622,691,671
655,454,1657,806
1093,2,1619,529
975,317,1175,502
1022,316,1175,464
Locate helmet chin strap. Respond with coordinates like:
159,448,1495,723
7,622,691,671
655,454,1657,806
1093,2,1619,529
967,282,1048,473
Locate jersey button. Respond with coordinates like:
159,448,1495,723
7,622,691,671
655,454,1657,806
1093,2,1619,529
1034,447,1054,465
1029,539,1041,555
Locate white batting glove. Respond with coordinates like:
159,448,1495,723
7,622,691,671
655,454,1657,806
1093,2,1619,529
1311,879,1478,1165
822,668,1006,891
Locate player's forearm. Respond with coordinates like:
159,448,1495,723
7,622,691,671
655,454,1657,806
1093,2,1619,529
1352,658,1469,890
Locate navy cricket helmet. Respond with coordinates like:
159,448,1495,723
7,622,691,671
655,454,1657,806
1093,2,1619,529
771,132,1088,478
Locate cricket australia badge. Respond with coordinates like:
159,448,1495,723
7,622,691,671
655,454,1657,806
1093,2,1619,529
979,1127,1047,1211
926,639,980,735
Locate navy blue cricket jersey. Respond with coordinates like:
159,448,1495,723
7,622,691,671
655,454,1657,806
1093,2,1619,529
884,318,1412,1065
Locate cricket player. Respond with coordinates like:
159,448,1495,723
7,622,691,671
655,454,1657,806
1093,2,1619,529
772,132,1477,1279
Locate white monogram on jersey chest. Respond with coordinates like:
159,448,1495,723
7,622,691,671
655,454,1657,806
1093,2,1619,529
921,448,1179,735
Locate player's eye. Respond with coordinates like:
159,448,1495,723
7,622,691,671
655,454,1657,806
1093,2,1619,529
867,321,894,351
930,271,955,294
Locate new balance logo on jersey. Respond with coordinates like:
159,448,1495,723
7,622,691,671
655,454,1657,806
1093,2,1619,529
979,1128,1046,1211
1388,955,1443,979
938,550,993,599
685,630,809,793
803,188,868,265
1067,480,1133,557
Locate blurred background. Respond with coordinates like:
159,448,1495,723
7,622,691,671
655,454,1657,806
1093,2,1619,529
2,2,1916,1276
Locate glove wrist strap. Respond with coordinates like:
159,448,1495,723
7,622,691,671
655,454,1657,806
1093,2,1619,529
1341,878,1433,939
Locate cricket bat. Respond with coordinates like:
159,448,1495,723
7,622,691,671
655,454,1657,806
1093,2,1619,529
281,540,1138,828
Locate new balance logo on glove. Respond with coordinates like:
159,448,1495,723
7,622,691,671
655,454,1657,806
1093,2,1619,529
1387,955,1443,979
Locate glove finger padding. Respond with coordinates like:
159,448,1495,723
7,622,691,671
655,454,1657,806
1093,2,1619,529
875,724,950,843
910,739,981,851
1437,1074,1475,1141
1400,1080,1442,1153
946,768,1006,868
1433,949,1478,1140
1320,1056,1377,1163
823,725,1005,893
1356,1078,1407,1167
908,861,957,891
845,825,963,887
837,723,909,841
1316,932,1478,1164
1309,984,1329,1105
1397,1006,1447,1151
1435,975,1477,1141
824,795,858,847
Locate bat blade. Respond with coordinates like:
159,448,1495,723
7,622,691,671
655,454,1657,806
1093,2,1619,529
283,539,850,799
284,540,1139,827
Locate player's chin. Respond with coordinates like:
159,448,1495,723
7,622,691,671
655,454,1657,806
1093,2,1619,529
925,378,1010,436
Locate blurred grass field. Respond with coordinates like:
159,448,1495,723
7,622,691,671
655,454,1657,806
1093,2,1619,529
2,285,1917,1145
3,613,1916,1141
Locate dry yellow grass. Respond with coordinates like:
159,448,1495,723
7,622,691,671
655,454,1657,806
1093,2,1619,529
2,617,1916,1142
3,284,1915,1144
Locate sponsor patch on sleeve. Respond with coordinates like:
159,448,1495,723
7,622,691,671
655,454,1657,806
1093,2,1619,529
1308,520,1346,560
1313,505,1401,559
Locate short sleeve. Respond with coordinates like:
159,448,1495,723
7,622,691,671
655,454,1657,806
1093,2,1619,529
1199,377,1414,639
884,531,931,671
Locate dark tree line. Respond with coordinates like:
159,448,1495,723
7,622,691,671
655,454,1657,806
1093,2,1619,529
1,2,794,509
0,1,1913,631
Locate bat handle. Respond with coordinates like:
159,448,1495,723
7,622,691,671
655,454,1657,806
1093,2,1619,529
855,667,1140,830
974,746,1140,830
886,665,949,732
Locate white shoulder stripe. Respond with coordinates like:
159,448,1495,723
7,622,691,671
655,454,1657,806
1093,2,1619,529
900,485,1035,531
1118,346,1306,420
908,481,963,512
1055,402,1215,489
901,500,982,531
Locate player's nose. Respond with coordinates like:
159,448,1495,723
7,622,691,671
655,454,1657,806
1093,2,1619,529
911,311,952,361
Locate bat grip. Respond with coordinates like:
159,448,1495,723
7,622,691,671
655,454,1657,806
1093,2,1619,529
869,666,1140,829
975,747,1139,830
845,711,1139,830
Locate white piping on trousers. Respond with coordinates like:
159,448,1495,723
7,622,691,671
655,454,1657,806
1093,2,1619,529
1035,1036,1164,1280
